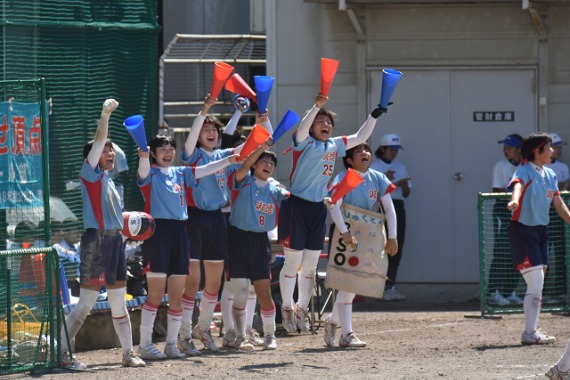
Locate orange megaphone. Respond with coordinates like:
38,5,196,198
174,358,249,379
330,168,363,203
320,58,340,97
225,73,257,102
209,62,234,99
239,124,271,158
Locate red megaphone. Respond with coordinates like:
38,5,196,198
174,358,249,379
331,168,363,203
225,73,257,103
209,62,234,99
320,58,340,97
239,124,271,158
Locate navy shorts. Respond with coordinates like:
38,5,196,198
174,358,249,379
142,219,190,276
228,225,271,281
187,207,228,261
80,229,126,286
508,221,548,271
278,194,327,251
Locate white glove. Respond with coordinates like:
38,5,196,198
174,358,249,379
126,239,144,248
102,98,119,115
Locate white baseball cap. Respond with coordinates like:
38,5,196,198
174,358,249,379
550,132,568,147
380,133,404,150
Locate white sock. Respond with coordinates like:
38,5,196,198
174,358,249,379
557,338,570,372
260,305,276,336
180,295,196,339
220,285,234,334
279,248,302,310
107,287,133,355
335,291,355,337
297,249,321,310
232,306,247,338
140,301,158,347
197,290,218,331
166,309,183,345
245,284,257,331
60,288,99,352
522,268,544,334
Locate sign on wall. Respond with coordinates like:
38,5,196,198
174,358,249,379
473,111,515,122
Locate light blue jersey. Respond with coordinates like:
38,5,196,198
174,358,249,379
330,168,396,211
290,134,347,202
509,163,559,226
229,174,289,233
182,147,233,210
138,166,198,220
80,160,123,230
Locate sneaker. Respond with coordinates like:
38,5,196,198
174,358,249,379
61,351,87,371
488,290,510,306
222,329,237,349
506,291,523,305
295,303,310,332
281,306,298,333
546,365,570,380
521,330,556,345
263,334,277,350
324,317,337,348
177,336,202,356
192,325,220,352
235,336,254,351
138,343,167,360
164,342,185,359
246,329,264,346
339,332,367,348
122,350,146,367
382,287,406,302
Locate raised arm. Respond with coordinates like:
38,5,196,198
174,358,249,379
234,141,270,185
295,93,328,144
184,96,216,156
87,99,118,169
345,107,384,150
137,148,150,181
195,154,241,179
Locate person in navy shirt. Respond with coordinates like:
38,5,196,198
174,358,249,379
60,99,145,370
507,132,570,347
277,92,386,334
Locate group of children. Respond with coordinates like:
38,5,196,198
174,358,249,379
59,85,397,370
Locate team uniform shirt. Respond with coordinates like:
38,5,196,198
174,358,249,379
221,162,241,213
491,159,519,190
370,159,411,201
331,168,396,211
290,134,347,202
229,174,289,233
182,147,232,210
138,166,198,220
546,160,570,184
79,160,123,230
508,163,559,226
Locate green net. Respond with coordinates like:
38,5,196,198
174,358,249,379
478,192,570,315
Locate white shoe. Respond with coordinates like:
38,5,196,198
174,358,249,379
281,307,297,333
61,351,87,370
382,287,406,302
177,336,202,356
235,336,254,351
246,329,264,346
506,291,523,305
339,333,367,348
122,350,146,367
222,329,237,349
192,325,220,352
324,317,337,348
164,342,185,359
488,290,509,306
263,334,277,350
138,343,167,360
521,330,556,345
546,365,570,380
295,303,310,332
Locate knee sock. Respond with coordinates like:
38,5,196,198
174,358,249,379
180,295,196,339
107,287,133,355
335,291,355,337
140,300,159,347
220,285,234,334
166,309,183,345
60,288,99,352
279,248,302,310
260,305,276,337
245,284,257,331
197,290,218,331
522,268,544,334
297,249,321,310
557,339,570,372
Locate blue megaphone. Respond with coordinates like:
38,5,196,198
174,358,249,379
254,76,274,114
271,109,300,144
379,68,402,109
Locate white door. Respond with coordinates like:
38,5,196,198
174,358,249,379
369,68,536,282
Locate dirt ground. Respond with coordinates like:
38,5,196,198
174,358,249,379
6,283,570,379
